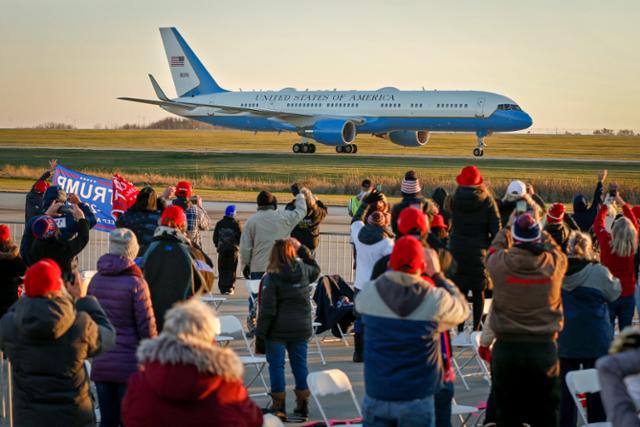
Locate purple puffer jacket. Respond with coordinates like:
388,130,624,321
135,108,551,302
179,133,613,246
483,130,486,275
88,254,157,384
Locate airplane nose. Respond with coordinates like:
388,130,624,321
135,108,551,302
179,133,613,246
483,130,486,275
521,112,533,129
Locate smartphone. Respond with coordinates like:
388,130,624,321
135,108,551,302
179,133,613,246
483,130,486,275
515,200,528,214
376,184,382,192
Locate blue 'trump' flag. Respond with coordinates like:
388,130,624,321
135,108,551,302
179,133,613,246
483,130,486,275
53,165,115,232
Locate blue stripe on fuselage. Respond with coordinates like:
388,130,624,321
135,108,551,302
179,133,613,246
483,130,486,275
190,109,529,134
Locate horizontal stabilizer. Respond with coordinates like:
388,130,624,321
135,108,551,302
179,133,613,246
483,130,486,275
117,97,195,109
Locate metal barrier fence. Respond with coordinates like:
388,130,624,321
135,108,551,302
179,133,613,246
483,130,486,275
6,222,355,283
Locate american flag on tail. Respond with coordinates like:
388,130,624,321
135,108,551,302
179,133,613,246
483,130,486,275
170,56,185,67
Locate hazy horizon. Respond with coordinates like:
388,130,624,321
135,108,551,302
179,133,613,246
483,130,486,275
1,1,639,131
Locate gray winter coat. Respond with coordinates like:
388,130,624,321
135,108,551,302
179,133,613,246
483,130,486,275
0,295,115,427
597,349,640,427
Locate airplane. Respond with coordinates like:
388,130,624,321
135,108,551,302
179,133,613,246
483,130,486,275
120,27,533,157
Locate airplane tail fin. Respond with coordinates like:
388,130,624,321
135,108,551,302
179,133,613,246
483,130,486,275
159,27,227,97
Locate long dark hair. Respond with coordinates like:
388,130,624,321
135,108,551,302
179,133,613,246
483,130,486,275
131,187,158,212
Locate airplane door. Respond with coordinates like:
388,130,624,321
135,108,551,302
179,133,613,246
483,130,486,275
475,98,486,118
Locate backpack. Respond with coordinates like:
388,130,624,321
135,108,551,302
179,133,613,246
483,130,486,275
217,227,237,253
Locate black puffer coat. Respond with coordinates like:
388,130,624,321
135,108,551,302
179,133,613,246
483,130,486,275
256,246,321,342
449,186,501,292
116,208,164,256
0,295,115,427
0,244,26,317
286,199,328,250
29,218,90,277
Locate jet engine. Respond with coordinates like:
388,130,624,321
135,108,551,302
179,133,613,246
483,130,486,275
388,130,430,147
311,119,357,146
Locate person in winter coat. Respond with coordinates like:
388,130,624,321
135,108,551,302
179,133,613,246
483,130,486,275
30,208,90,278
213,205,242,295
390,170,425,235
21,187,96,265
240,189,307,280
351,189,394,363
596,329,640,427
496,180,544,227
558,231,621,427
286,184,328,253
121,298,263,427
571,169,607,232
172,181,210,249
142,205,212,331
449,166,501,331
0,259,116,427
594,195,638,331
116,186,166,255
357,236,469,427
486,213,568,427
87,229,157,427
0,225,26,317
256,238,321,421
24,159,56,222
431,187,451,226
544,202,580,253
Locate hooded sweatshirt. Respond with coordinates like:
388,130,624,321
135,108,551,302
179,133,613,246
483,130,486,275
122,335,263,427
0,295,115,427
570,181,604,232
558,258,621,358
351,221,394,290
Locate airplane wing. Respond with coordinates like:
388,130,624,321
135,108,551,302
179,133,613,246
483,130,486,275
117,97,366,125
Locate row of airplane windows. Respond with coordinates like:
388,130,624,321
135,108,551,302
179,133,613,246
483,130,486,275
239,102,471,109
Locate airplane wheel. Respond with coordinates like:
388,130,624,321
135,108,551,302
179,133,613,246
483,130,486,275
480,149,484,157
301,144,309,153
345,145,353,154
336,145,344,153
473,148,482,157
309,144,316,153
352,144,358,154
293,143,302,153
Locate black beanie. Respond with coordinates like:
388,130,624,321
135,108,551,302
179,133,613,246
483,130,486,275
257,191,276,208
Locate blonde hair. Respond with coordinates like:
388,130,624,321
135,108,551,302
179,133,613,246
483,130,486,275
611,217,638,258
567,231,596,260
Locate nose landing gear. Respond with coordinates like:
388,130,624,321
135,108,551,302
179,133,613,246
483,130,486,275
473,131,488,157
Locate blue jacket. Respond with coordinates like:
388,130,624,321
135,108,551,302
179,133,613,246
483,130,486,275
558,258,621,359
355,271,468,402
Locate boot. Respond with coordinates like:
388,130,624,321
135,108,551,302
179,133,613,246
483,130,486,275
264,391,287,421
352,332,364,363
293,389,311,420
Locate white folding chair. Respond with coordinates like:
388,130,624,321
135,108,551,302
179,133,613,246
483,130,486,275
307,369,362,426
200,293,226,310
470,332,492,385
307,281,327,365
565,369,612,427
451,398,481,427
262,413,285,427
450,330,487,390
218,315,269,397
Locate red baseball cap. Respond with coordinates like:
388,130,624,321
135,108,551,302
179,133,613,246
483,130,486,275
397,207,428,237
0,224,10,242
389,236,425,275
24,259,63,298
161,205,187,228
456,166,484,187
175,181,193,199
430,214,448,230
33,180,49,194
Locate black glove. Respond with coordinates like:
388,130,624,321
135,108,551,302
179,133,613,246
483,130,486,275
363,189,384,205
291,183,300,196
242,265,251,280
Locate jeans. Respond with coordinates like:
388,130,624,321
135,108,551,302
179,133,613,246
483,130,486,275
265,340,308,393
95,382,128,427
492,340,560,427
434,382,453,427
363,394,435,427
609,295,635,332
559,358,606,427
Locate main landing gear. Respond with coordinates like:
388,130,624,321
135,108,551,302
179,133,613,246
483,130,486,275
336,144,358,154
292,143,316,154
473,130,488,157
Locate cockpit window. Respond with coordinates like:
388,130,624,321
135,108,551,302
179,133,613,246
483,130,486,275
497,104,522,111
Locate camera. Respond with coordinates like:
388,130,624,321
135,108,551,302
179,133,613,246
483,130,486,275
515,200,528,214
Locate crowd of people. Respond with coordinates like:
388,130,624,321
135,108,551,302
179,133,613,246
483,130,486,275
0,160,638,427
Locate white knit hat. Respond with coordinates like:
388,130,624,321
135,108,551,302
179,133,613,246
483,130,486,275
109,228,140,260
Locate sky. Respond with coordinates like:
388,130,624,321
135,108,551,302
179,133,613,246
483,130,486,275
1,0,639,131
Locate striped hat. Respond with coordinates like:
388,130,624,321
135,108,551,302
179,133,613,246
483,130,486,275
400,170,421,195
511,213,541,244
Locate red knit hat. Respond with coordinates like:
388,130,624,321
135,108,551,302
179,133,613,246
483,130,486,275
161,205,187,228
430,214,448,230
456,166,484,187
547,203,565,224
33,180,49,194
397,207,428,236
175,181,193,199
389,236,425,275
0,224,10,242
24,259,62,297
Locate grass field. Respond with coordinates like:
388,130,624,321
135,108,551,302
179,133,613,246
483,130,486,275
1,129,639,161
0,142,638,203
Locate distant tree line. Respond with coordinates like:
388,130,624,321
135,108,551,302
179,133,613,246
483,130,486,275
35,122,76,130
593,128,636,136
